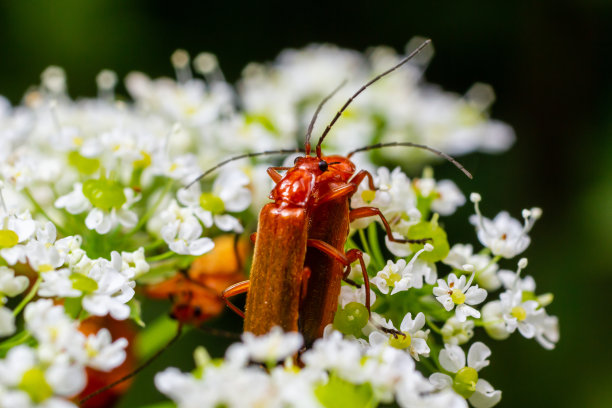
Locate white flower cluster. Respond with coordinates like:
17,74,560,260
239,42,514,159
0,299,127,408
0,41,553,408
156,328,466,408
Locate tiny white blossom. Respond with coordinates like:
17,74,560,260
469,195,541,258
430,342,501,408
227,327,303,365
433,271,487,322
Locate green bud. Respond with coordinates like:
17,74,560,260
19,367,53,403
68,151,100,175
333,302,368,337
453,366,478,399
199,193,225,214
70,273,99,293
83,178,127,211
0,230,19,248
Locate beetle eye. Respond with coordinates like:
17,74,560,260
318,160,328,172
294,156,300,165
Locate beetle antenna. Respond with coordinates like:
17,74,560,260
304,80,347,156
186,148,304,188
315,39,432,158
347,141,473,179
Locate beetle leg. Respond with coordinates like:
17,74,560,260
315,184,356,205
306,240,371,316
222,280,250,318
349,169,376,190
350,207,430,244
267,166,290,183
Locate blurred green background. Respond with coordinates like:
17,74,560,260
1,0,611,407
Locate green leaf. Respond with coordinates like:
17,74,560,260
315,373,377,408
129,299,146,328
135,315,180,360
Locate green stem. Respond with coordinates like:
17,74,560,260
425,315,443,335
367,223,385,270
419,356,439,375
126,178,174,237
13,275,42,316
23,189,68,236
146,251,176,262
144,238,165,252
473,318,503,327
358,229,374,264
0,330,32,350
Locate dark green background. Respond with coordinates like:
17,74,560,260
1,1,611,407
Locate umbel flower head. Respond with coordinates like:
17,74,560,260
0,41,556,408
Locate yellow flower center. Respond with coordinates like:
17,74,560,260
361,190,376,203
451,289,466,304
19,368,53,403
511,306,527,321
389,332,412,349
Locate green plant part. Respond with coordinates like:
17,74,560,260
407,217,449,262
452,366,479,399
333,302,369,338
68,151,100,175
199,192,225,214
83,178,127,211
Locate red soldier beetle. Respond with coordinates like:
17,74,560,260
217,39,472,343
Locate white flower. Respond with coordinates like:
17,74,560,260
54,183,90,214
498,289,542,338
83,328,128,371
413,176,466,216
55,183,140,235
338,284,376,308
433,270,487,322
430,342,501,408
0,266,29,301
0,306,16,337
444,243,501,291
469,193,541,258
351,167,418,232
81,252,135,320
227,327,303,365
441,316,475,346
177,167,251,233
159,201,215,256
368,312,430,360
371,244,435,295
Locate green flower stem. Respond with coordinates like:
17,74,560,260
474,318,503,327
367,223,385,270
476,255,501,279
425,315,443,335
419,356,438,375
146,251,176,263
126,178,174,237
23,188,68,236
144,238,166,252
13,275,42,317
358,229,374,271
0,330,32,350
